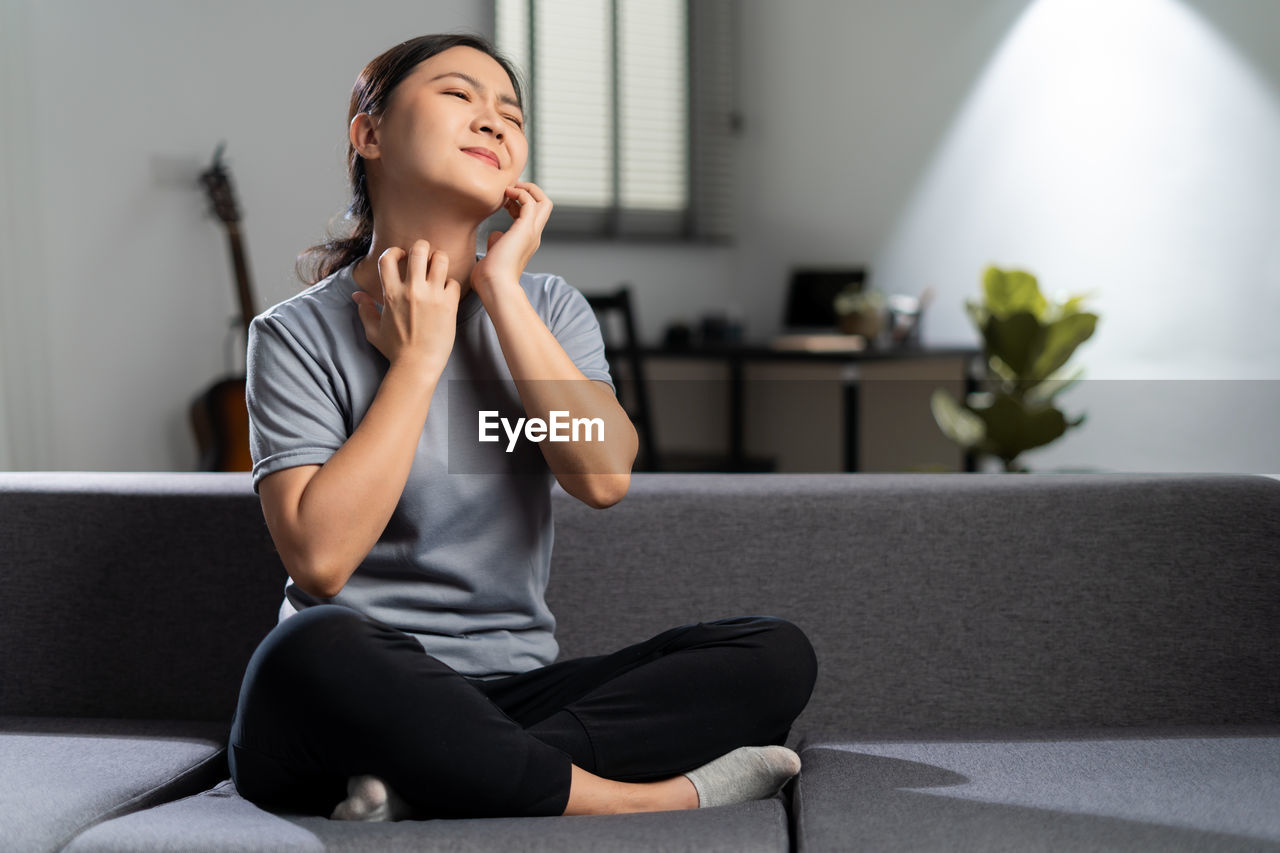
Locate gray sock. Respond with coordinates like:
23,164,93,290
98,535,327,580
683,745,802,808
329,775,413,821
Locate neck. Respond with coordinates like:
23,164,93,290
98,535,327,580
351,193,484,300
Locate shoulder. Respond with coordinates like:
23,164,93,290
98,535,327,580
517,268,570,303
250,264,358,349
516,269,596,327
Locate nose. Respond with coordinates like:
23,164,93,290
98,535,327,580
473,104,505,140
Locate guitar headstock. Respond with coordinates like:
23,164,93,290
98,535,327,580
199,142,241,225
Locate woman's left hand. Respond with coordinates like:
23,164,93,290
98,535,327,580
472,181,553,303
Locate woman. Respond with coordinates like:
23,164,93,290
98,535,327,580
228,32,817,821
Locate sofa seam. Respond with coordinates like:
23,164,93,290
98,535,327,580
790,749,809,853
55,746,228,852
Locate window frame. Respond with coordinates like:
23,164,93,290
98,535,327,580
492,0,738,244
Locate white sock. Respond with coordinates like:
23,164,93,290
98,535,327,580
683,745,802,809
329,774,413,821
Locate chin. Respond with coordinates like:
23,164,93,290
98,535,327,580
438,181,506,221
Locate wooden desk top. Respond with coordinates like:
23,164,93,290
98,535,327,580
637,340,979,363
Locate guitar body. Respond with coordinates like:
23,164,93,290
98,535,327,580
193,144,258,472
190,376,252,472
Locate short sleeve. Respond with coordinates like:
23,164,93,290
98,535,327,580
245,314,348,491
545,277,615,393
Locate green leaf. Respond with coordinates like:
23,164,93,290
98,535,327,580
1058,292,1095,316
1031,312,1097,379
931,388,985,449
964,266,1095,467
983,266,1047,319
1023,365,1084,407
966,390,994,409
983,311,1044,379
970,393,1068,461
986,353,1018,383
964,299,987,334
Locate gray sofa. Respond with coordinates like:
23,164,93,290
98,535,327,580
2,471,1278,852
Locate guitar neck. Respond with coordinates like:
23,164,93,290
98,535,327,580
223,221,256,341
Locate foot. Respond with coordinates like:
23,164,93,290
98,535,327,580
329,774,413,821
683,745,801,808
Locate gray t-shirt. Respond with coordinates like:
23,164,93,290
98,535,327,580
246,258,614,678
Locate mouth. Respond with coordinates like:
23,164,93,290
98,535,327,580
462,148,501,169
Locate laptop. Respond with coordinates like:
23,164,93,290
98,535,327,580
772,267,869,351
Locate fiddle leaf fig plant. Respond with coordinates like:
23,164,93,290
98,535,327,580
932,266,1098,472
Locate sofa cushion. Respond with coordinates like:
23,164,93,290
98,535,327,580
794,727,1280,852
0,717,229,853
65,778,790,853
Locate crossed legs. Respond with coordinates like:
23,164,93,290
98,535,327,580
229,605,817,819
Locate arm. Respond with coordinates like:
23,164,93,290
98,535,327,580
484,293,638,508
474,183,638,508
258,243,458,599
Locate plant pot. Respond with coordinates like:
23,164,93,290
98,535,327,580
837,309,881,340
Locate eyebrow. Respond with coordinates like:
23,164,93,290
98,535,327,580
429,72,522,111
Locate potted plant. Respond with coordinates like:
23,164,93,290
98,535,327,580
834,287,886,341
931,266,1098,472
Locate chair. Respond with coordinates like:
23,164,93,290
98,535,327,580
583,285,662,472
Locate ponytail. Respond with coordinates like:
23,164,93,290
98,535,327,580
294,162,374,286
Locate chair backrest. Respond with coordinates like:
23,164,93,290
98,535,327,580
583,285,661,471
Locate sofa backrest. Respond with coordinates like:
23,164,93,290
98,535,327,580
0,473,282,724
547,473,1280,738
2,472,1278,738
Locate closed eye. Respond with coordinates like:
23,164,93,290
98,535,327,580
445,89,524,129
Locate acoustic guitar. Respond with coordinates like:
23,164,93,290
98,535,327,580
191,143,258,472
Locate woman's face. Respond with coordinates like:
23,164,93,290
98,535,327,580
359,46,528,214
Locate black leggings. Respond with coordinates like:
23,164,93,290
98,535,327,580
228,605,817,820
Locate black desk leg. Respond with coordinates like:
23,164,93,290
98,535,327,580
843,382,859,472
729,356,744,470
963,370,979,472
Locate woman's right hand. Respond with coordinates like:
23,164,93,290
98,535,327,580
353,240,460,373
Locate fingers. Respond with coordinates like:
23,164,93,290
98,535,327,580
355,241,459,367
391,240,450,290
351,291,381,341
503,185,534,212
510,181,548,203
503,183,553,229
377,247,404,300
424,244,450,289
406,240,431,289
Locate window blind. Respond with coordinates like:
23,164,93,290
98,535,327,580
495,0,736,240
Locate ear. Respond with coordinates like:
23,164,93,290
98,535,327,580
349,112,381,160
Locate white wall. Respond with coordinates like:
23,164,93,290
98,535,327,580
732,0,1280,472
3,0,496,470
1,0,53,470
2,0,1277,472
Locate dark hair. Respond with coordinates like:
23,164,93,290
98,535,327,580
295,33,524,286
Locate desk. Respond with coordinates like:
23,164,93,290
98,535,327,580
635,342,980,472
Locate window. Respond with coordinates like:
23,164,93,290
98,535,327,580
495,0,738,240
